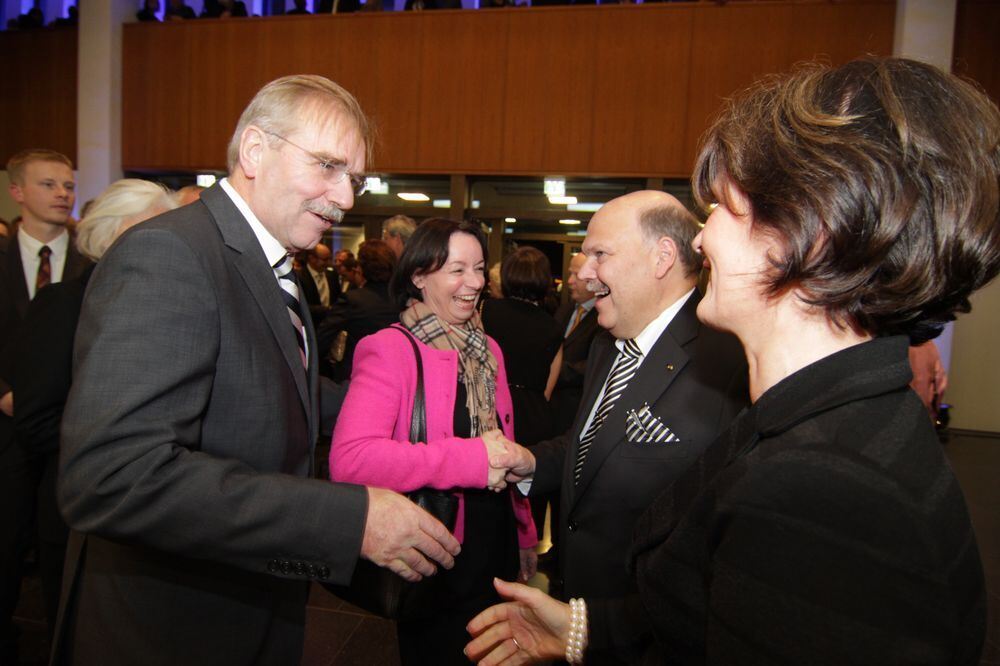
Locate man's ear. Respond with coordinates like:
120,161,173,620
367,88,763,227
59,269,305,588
239,126,266,179
653,236,677,279
8,182,24,206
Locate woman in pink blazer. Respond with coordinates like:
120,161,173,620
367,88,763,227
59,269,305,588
330,218,537,665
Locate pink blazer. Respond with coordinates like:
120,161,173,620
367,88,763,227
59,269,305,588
330,326,537,548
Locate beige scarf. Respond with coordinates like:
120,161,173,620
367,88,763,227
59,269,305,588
400,300,499,436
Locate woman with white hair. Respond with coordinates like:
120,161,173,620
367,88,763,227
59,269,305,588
6,179,176,634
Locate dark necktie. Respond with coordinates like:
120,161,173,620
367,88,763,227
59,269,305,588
36,245,52,295
272,256,307,368
574,338,642,484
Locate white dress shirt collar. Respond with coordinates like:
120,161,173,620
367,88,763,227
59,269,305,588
18,226,70,299
615,288,696,359
219,177,288,268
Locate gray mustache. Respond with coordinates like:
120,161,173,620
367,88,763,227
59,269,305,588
304,203,345,223
587,279,608,294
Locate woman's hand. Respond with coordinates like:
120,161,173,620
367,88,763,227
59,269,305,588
482,429,510,492
466,578,570,665
518,548,537,582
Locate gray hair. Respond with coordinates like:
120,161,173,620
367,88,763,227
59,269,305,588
638,204,701,277
382,214,417,242
226,74,373,173
75,179,178,262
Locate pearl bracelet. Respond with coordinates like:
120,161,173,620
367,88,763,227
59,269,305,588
565,597,588,664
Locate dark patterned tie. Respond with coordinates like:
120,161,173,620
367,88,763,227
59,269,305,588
574,338,642,484
272,255,307,369
36,245,52,295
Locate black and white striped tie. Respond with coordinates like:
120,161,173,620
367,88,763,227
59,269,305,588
574,338,642,484
273,255,307,369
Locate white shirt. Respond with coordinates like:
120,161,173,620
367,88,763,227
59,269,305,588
518,288,696,493
575,288,695,439
219,178,309,360
18,227,69,300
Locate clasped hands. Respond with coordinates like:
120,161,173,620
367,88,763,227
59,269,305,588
482,429,536,492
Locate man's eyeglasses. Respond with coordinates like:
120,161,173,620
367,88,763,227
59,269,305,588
266,131,367,197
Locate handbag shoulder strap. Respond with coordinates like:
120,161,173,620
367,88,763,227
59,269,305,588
390,325,427,444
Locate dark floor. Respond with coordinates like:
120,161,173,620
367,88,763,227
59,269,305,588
12,430,1000,665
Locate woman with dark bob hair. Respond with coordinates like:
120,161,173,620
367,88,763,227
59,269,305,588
482,246,564,535
466,57,999,665
330,219,537,664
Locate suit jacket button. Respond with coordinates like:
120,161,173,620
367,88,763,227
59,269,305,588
568,521,578,532
505,414,510,424
319,566,330,580
280,560,291,574
267,560,278,573
307,564,317,577
294,562,306,576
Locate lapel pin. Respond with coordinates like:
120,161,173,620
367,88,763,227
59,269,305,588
666,363,675,372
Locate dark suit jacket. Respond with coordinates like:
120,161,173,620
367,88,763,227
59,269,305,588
609,336,986,664
550,301,601,435
0,231,91,397
529,292,747,611
10,265,93,455
54,184,369,665
316,281,400,381
298,265,335,324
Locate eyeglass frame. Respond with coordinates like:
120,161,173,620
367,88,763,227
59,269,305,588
264,130,368,197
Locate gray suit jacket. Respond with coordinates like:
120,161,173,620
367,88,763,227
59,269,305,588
530,293,747,610
55,184,368,665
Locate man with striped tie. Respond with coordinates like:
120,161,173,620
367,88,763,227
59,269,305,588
492,190,748,664
55,75,460,665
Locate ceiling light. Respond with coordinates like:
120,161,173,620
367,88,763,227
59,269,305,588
398,192,429,202
567,202,602,212
196,174,217,187
549,195,578,205
432,199,451,208
471,200,481,209
559,219,581,225
504,217,516,223
544,177,566,198
365,177,389,195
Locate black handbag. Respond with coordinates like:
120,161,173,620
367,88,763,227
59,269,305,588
326,325,459,620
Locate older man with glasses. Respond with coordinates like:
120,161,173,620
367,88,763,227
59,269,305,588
54,75,460,666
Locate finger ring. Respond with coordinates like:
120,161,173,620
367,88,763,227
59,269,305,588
512,637,521,651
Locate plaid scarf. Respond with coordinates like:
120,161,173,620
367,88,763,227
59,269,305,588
400,300,498,436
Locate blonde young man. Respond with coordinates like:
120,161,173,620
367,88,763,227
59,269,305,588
0,149,90,663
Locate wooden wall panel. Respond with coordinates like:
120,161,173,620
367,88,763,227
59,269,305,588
114,0,900,176
953,0,1000,108
416,11,510,173
588,5,694,175
683,1,895,167
501,7,601,173
122,25,192,169
0,29,77,166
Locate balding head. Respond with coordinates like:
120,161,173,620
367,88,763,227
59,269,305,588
577,191,701,339
308,242,332,271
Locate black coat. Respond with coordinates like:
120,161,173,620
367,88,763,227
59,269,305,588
606,336,987,664
529,293,748,614
550,300,601,435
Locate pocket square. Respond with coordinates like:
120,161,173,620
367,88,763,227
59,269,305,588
625,403,679,444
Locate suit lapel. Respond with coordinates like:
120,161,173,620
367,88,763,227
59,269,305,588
200,185,311,416
565,308,597,348
572,294,701,502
